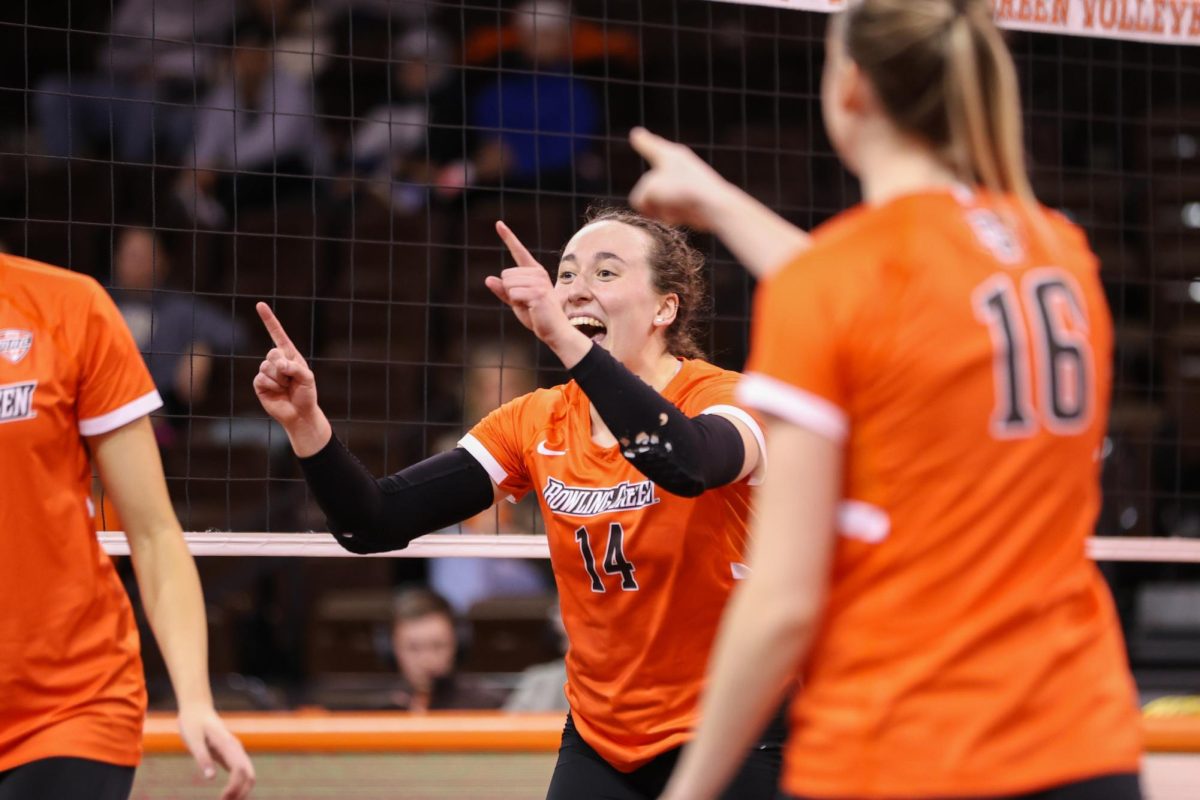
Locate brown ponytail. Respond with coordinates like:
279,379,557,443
840,0,1034,202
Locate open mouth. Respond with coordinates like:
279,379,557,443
570,316,607,342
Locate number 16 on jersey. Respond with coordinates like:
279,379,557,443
973,267,1096,439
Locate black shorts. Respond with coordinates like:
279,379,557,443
545,710,786,800
0,756,135,800
783,771,1142,800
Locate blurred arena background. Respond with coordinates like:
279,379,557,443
0,0,1197,796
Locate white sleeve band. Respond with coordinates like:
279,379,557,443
78,390,163,437
700,403,768,486
458,433,510,486
736,372,848,443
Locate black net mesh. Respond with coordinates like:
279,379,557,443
1,0,1196,701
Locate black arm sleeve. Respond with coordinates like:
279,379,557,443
297,435,496,554
568,344,748,497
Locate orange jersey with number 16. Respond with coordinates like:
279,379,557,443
739,188,1142,798
464,358,765,772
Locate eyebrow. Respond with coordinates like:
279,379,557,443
559,252,627,264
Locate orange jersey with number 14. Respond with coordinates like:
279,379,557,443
739,188,1141,798
464,359,764,772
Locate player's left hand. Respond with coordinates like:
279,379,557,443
178,705,256,800
487,221,577,348
628,127,732,231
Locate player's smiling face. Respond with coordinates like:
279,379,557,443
556,220,673,365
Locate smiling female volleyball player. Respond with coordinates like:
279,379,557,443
622,1,1144,799
0,254,254,800
253,207,802,799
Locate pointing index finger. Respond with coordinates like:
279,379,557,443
495,220,541,269
255,302,298,357
629,126,669,166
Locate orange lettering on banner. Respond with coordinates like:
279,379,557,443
1122,0,1148,31
1152,0,1166,33
1034,0,1048,22
996,0,1015,18
1082,0,1100,26
1053,0,1070,22
1190,2,1200,34
1169,0,1189,33
1018,0,1032,20
1100,0,1118,28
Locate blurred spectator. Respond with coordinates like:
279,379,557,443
388,588,504,712
345,27,465,213
462,0,638,74
503,601,568,712
440,0,600,196
429,342,550,614
34,0,235,163
178,18,327,225
1154,331,1200,538
246,0,335,80
109,226,242,443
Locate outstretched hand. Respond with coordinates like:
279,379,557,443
252,302,318,429
487,222,575,346
628,127,733,231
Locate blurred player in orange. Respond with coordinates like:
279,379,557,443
629,1,1144,799
253,207,797,799
0,255,254,800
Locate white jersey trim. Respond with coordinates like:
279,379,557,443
837,499,891,544
458,434,517,503
737,372,848,443
701,403,768,486
78,389,163,437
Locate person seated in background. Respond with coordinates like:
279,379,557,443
439,0,600,197
503,600,569,713
345,26,465,214
428,341,550,614
34,0,234,164
177,18,327,226
462,0,638,75
388,588,505,712
109,226,242,444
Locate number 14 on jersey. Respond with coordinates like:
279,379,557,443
575,523,639,593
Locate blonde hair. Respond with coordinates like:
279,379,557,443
837,0,1034,203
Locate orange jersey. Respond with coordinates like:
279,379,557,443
464,358,764,771
0,255,161,770
739,188,1142,798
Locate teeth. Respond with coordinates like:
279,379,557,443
570,316,605,329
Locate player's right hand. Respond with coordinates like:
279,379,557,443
253,302,318,429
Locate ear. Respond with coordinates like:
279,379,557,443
654,294,679,328
840,59,877,117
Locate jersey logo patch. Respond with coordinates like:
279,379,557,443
966,210,1024,265
542,476,659,517
537,440,567,456
0,330,33,364
0,380,37,423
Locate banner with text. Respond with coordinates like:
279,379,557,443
708,0,1200,46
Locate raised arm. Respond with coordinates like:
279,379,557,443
628,127,810,280
252,303,500,553
487,224,763,496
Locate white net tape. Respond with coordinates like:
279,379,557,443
98,532,1200,562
